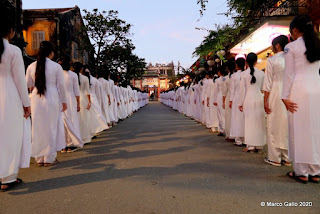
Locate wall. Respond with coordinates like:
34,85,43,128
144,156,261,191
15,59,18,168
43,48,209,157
24,20,56,57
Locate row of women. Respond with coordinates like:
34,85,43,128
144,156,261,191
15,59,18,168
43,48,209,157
161,15,320,184
0,17,148,191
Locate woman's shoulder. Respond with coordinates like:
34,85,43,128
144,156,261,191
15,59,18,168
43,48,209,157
47,58,63,71
284,38,302,54
241,69,250,76
6,42,22,57
80,73,88,80
69,71,79,79
26,60,37,72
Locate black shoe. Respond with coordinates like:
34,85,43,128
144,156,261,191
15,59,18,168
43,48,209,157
67,147,79,153
217,132,225,137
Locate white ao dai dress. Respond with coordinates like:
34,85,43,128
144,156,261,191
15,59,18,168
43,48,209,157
63,70,83,148
282,37,320,176
0,39,31,180
26,58,67,162
263,52,288,162
238,68,266,148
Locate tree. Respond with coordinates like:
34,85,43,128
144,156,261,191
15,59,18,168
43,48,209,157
83,9,132,67
193,24,245,57
83,8,146,85
197,0,299,24
194,0,301,57
102,39,146,85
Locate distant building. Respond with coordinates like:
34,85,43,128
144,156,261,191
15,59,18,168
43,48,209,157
23,6,94,66
131,62,175,99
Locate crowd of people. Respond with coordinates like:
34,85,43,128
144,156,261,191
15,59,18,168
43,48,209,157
0,13,148,192
161,15,320,184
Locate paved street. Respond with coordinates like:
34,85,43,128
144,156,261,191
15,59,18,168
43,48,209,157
0,102,319,214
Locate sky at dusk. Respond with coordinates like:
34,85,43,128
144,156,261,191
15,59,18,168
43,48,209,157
23,0,231,69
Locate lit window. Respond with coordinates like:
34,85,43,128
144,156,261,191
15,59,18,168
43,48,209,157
32,31,45,50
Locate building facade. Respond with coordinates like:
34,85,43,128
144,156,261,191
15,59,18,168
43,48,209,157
131,62,175,99
23,6,94,65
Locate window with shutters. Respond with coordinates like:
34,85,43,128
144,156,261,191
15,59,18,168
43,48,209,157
32,31,45,50
72,42,78,60
83,51,88,64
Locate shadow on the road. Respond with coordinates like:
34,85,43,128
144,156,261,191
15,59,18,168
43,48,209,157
49,145,193,170
9,102,294,196
9,159,301,196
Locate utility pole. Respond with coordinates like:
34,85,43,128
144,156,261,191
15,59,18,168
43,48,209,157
177,61,180,75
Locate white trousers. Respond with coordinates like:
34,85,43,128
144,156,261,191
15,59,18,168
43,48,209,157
1,173,18,184
35,153,57,164
235,137,244,144
217,106,225,133
293,163,320,177
268,144,289,163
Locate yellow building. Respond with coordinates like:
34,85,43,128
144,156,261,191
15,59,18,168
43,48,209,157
23,6,93,66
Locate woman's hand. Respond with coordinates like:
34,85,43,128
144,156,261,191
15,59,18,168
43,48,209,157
62,103,67,112
282,99,298,113
77,103,81,112
264,101,271,114
222,102,225,109
214,102,218,106
239,106,243,112
87,102,91,110
229,101,232,109
23,106,31,118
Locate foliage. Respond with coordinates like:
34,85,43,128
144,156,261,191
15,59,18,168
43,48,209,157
83,9,132,67
194,0,288,57
102,41,146,85
83,9,146,84
197,0,208,17
198,0,281,22
193,24,244,57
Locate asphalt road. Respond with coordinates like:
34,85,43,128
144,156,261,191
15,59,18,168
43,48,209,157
0,101,319,214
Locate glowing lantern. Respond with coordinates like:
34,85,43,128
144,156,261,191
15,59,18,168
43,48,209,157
207,60,214,66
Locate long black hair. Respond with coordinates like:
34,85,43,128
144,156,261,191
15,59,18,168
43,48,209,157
73,61,83,85
218,65,227,76
246,52,257,84
35,41,54,96
227,59,236,78
236,58,246,71
0,2,16,63
272,35,289,51
97,68,104,79
290,15,320,63
61,55,71,71
83,65,91,86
